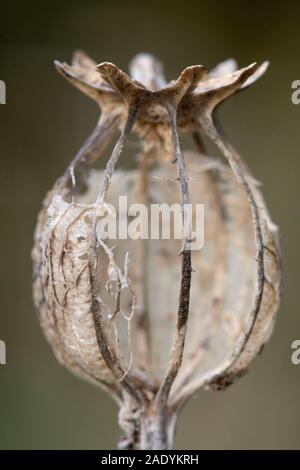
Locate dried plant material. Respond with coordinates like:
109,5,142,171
32,51,281,449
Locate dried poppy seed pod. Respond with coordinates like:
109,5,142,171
32,51,281,450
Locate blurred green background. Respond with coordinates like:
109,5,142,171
0,0,299,449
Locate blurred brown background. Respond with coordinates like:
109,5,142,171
0,0,299,449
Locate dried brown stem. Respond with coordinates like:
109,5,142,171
170,113,266,407
55,113,119,198
154,106,192,445
96,107,138,203
199,114,265,356
89,106,147,408
170,143,227,400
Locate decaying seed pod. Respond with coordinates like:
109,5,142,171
32,51,281,450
